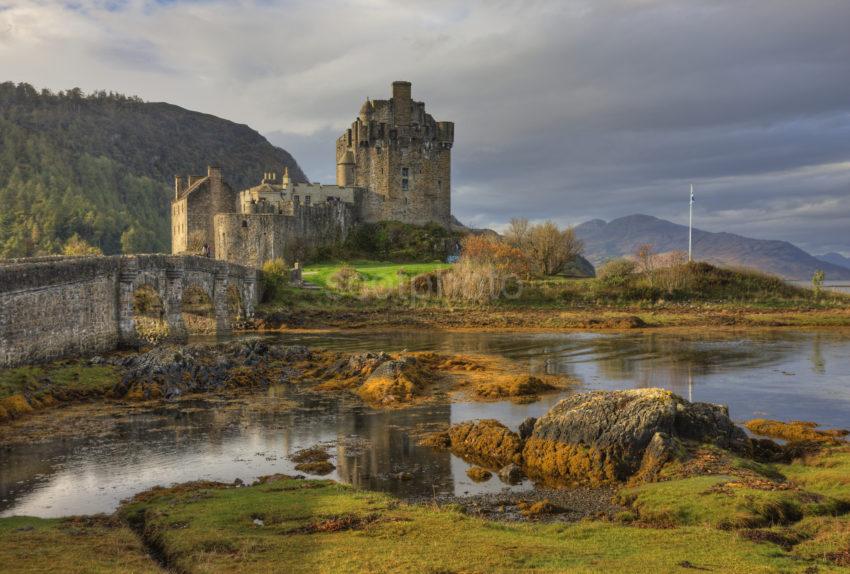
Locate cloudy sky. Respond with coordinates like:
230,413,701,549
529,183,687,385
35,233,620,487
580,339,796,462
2,0,849,254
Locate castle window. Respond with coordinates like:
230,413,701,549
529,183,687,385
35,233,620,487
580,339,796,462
241,220,248,228
305,195,311,206
294,195,300,205
401,167,409,177
402,178,409,191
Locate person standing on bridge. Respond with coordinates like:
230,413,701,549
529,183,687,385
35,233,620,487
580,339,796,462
202,243,211,258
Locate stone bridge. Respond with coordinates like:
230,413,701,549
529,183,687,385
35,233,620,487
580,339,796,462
0,255,258,368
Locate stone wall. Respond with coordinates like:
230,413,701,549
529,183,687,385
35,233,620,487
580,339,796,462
0,255,258,368
215,201,356,268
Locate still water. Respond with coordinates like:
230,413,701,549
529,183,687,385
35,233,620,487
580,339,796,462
2,328,849,518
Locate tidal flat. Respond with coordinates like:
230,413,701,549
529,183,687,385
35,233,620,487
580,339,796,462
1,328,850,572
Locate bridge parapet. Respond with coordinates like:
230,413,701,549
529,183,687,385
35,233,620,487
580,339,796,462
0,255,258,368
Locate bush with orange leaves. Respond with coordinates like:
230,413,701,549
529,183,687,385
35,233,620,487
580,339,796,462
460,234,531,277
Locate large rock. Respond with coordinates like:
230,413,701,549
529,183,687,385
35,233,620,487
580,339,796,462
523,388,749,485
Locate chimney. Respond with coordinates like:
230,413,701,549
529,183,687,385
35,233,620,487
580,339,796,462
174,176,184,199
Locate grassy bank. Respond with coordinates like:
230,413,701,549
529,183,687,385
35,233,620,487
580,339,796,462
0,362,119,422
0,515,160,573
256,261,850,330
4,447,849,573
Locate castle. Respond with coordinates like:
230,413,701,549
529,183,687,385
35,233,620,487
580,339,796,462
171,81,454,268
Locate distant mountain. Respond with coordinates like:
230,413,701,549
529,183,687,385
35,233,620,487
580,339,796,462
574,214,850,280
817,252,850,270
0,82,307,257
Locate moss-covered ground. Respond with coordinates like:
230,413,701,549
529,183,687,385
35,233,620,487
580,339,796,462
114,476,838,574
3,449,848,573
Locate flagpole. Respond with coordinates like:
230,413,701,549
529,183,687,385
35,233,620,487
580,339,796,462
688,184,694,262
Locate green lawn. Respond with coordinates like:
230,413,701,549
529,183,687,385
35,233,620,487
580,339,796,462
302,260,449,290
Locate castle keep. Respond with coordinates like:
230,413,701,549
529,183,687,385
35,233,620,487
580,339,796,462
336,80,454,225
171,82,454,268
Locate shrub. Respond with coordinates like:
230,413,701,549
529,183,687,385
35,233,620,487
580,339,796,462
461,234,531,277
329,265,363,293
598,259,637,287
440,260,520,303
337,221,462,262
261,258,288,303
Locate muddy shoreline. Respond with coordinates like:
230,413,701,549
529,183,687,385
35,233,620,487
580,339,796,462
252,305,850,331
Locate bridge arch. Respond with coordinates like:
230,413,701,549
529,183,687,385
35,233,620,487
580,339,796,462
131,283,168,343
181,282,216,334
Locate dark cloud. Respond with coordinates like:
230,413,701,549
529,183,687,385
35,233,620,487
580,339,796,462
2,0,849,254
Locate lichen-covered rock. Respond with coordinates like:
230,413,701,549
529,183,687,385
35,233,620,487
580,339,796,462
445,419,524,468
524,388,749,485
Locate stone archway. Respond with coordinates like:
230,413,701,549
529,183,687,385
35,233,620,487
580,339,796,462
181,283,216,334
227,283,244,323
132,284,169,343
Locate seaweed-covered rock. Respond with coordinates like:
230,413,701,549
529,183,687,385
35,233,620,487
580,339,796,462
445,419,524,468
324,352,390,379
518,417,537,441
356,357,430,405
523,388,749,485
114,342,310,400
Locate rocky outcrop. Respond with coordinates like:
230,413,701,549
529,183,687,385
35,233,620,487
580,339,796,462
356,357,430,405
114,340,311,400
523,388,749,485
419,388,754,486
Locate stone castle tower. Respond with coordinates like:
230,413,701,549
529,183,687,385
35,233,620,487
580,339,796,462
335,81,454,226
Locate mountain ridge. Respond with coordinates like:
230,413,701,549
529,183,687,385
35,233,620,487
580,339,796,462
574,214,850,280
817,252,850,270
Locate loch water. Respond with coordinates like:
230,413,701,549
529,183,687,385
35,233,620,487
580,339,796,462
2,328,849,518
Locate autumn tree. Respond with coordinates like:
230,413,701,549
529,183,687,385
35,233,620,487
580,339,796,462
62,233,102,256
505,218,531,248
526,221,584,276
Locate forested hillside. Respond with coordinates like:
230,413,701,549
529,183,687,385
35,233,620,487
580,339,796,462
0,82,307,257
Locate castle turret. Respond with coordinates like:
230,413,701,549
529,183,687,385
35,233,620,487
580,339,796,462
337,149,355,187
392,81,412,127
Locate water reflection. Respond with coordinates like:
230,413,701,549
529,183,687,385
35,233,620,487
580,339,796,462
2,328,850,518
